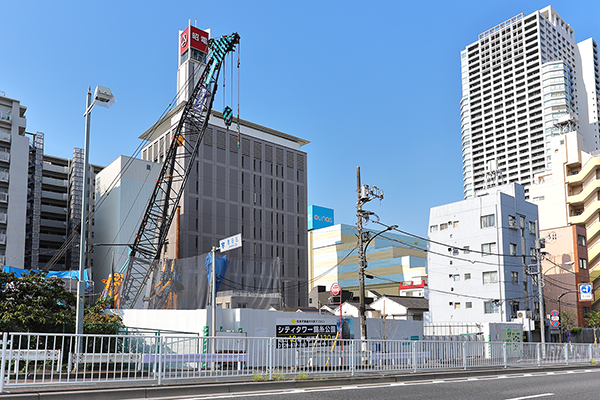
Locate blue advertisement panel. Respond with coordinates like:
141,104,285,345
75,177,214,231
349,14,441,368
307,205,334,230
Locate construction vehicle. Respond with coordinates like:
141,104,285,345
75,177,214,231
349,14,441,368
115,32,241,309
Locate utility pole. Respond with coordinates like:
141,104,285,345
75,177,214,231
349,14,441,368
355,166,384,344
356,167,367,343
535,221,546,348
519,215,531,342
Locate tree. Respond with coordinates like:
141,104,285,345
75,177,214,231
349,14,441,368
586,310,600,344
0,272,123,334
559,310,577,343
0,271,75,333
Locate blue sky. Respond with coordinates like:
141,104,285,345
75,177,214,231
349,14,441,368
2,1,600,238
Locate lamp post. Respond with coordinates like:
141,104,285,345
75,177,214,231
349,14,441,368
76,86,115,343
358,223,397,338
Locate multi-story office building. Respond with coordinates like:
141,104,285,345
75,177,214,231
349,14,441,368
460,6,600,198
139,24,310,307
428,183,539,324
0,92,29,268
307,223,427,298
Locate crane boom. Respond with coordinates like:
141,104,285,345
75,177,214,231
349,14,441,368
118,32,240,309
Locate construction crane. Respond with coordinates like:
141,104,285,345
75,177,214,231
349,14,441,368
117,32,241,309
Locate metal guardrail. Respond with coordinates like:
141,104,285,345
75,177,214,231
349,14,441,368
1,332,599,392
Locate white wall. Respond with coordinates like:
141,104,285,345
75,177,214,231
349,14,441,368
93,156,160,288
115,308,423,340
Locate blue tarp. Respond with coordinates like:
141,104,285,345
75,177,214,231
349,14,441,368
205,253,229,293
2,266,89,281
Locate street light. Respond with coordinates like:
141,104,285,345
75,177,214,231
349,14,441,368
76,86,115,342
358,223,398,341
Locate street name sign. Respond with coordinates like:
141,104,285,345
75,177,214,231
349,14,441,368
219,233,242,252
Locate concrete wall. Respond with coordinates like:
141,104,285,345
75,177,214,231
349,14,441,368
115,307,423,340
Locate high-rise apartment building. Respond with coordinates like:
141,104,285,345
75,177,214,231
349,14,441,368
460,6,600,198
0,92,29,268
25,132,104,272
139,24,310,307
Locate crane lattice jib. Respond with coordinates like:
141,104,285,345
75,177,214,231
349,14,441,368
118,33,240,309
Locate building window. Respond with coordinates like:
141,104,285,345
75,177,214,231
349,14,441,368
453,221,459,228
440,223,448,230
529,221,536,233
508,215,517,228
464,273,471,280
511,271,519,285
430,225,438,232
579,258,588,270
511,301,520,316
454,303,461,309
453,274,460,281
481,242,497,256
578,234,586,246
466,302,472,309
510,243,517,256
584,306,591,318
484,300,499,314
483,271,498,284
463,246,470,254
481,214,495,228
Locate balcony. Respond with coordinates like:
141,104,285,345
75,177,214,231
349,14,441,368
0,171,8,182
0,213,7,224
0,132,9,143
42,176,68,188
0,151,10,163
39,233,66,244
0,192,7,203
0,112,11,122
0,233,5,245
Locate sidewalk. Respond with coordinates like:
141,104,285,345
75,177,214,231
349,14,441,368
2,364,598,400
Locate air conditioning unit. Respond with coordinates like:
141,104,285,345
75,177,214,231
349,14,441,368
517,310,532,319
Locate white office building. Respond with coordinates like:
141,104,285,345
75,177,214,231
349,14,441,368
428,183,539,323
93,156,160,290
461,6,600,198
0,93,29,268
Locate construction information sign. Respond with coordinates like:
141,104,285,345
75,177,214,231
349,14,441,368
275,318,337,349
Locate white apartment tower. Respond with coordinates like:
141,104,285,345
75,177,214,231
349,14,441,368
0,93,29,268
461,6,600,198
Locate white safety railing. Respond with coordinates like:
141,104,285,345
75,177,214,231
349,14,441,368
1,332,599,392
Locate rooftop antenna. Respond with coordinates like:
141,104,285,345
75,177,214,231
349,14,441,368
195,18,197,27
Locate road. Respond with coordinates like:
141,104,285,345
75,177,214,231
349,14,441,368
183,369,600,400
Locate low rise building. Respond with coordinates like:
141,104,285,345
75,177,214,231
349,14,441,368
308,222,427,299
428,183,539,324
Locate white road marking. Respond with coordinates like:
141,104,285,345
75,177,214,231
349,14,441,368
183,369,600,400
505,394,554,400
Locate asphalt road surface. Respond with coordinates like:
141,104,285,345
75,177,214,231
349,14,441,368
183,369,600,400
